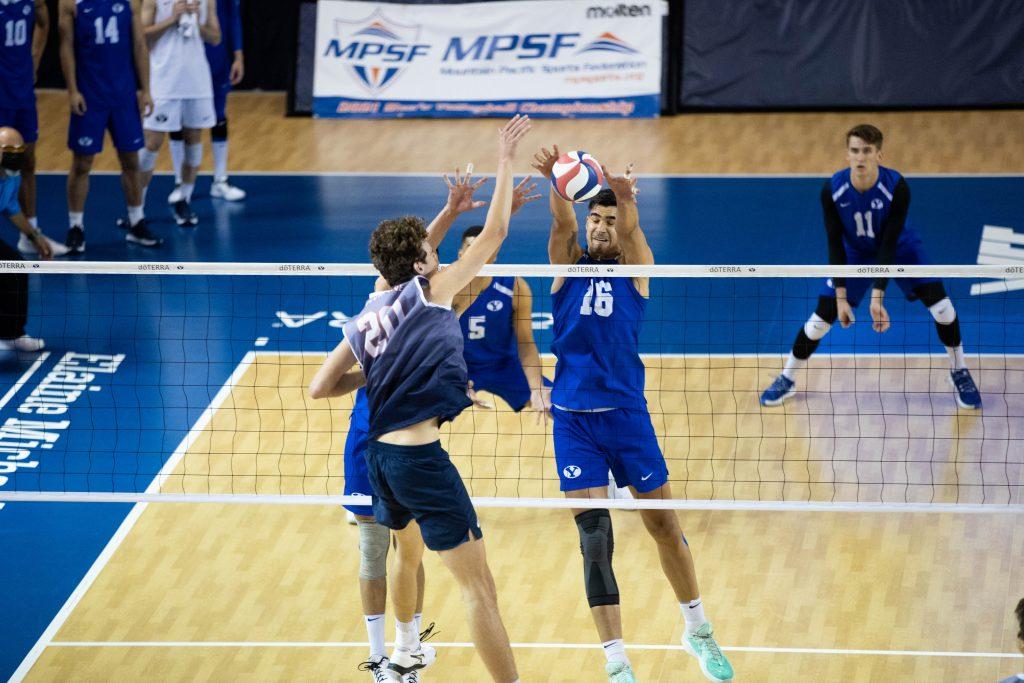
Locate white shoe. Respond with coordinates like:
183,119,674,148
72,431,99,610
387,645,435,677
358,655,397,682
0,335,45,352
167,184,183,204
18,233,71,257
211,179,246,201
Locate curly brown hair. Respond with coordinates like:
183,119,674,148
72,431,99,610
369,216,429,286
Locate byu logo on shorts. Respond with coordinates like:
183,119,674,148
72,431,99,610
563,465,581,479
112,2,125,13
486,300,503,312
871,198,884,210
155,114,168,123
78,137,93,147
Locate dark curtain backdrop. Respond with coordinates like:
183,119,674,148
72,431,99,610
36,0,300,91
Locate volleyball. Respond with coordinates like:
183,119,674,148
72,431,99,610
550,150,604,203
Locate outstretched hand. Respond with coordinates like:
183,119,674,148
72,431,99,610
511,175,542,215
443,164,489,215
531,145,561,177
498,115,532,162
467,380,494,410
601,163,639,202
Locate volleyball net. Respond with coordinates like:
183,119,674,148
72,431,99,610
0,261,1021,511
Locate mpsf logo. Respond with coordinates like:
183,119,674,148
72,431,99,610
322,8,428,94
578,32,640,55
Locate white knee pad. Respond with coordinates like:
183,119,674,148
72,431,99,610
138,148,159,172
928,298,956,325
184,143,203,168
357,520,390,580
804,313,832,341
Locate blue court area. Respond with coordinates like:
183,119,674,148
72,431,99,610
1,173,1023,678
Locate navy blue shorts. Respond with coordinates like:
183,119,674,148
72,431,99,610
342,407,374,517
67,102,144,155
366,440,481,552
0,106,38,143
553,406,669,493
820,240,939,307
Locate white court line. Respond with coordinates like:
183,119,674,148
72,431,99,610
34,171,1024,179
0,351,51,410
255,350,1024,359
10,351,257,683
44,641,1024,659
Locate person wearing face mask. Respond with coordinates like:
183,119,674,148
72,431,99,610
0,126,51,353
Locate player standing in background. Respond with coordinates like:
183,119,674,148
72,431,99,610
0,126,51,353
138,0,219,229
167,0,244,203
534,146,734,683
310,115,531,683
342,169,492,682
0,0,69,257
760,124,982,409
59,0,158,251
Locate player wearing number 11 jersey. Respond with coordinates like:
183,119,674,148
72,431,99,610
534,146,733,683
760,124,981,409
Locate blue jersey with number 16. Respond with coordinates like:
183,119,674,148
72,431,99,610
551,256,647,411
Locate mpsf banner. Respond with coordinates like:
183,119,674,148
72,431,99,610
312,0,663,118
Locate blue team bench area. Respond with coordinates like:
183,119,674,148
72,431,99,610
0,172,1022,680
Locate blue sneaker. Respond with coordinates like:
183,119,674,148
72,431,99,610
759,374,795,406
949,368,981,409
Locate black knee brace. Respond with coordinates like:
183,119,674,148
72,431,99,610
791,296,838,360
935,316,962,347
913,281,948,308
211,119,228,141
575,509,619,608
814,295,839,325
169,129,184,142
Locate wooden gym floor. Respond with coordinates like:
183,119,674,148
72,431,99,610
19,93,1024,681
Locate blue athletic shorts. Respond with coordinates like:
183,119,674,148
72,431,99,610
820,239,940,307
67,102,144,155
342,403,373,517
552,406,669,493
0,107,38,143
468,359,552,411
366,440,481,552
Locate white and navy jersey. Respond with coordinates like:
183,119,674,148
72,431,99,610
828,166,919,255
149,0,213,99
550,256,647,411
75,0,138,106
0,0,35,108
460,276,519,368
343,276,472,440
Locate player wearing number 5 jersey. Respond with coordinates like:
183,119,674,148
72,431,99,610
760,124,981,410
533,147,733,683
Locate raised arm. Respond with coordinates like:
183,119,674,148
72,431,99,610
427,115,532,306
426,166,488,250
532,145,582,265
603,164,652,266
308,338,364,399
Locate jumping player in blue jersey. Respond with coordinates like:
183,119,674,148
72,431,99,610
58,0,161,251
760,124,982,409
167,0,244,203
1,0,69,257
339,168,497,682
309,116,531,683
533,146,733,683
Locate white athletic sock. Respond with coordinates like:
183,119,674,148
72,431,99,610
180,183,194,203
69,212,84,229
28,216,38,229
213,140,228,182
782,352,805,381
127,205,144,225
682,597,707,634
364,614,386,658
947,344,966,371
169,138,184,185
395,619,419,652
602,639,630,665
413,612,422,633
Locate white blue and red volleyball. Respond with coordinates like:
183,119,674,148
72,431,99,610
550,151,604,203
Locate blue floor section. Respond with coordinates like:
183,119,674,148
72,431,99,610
1,173,1022,678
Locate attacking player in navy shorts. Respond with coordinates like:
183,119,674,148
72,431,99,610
760,124,982,410
58,0,158,252
168,0,245,203
533,146,734,683
0,0,69,257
